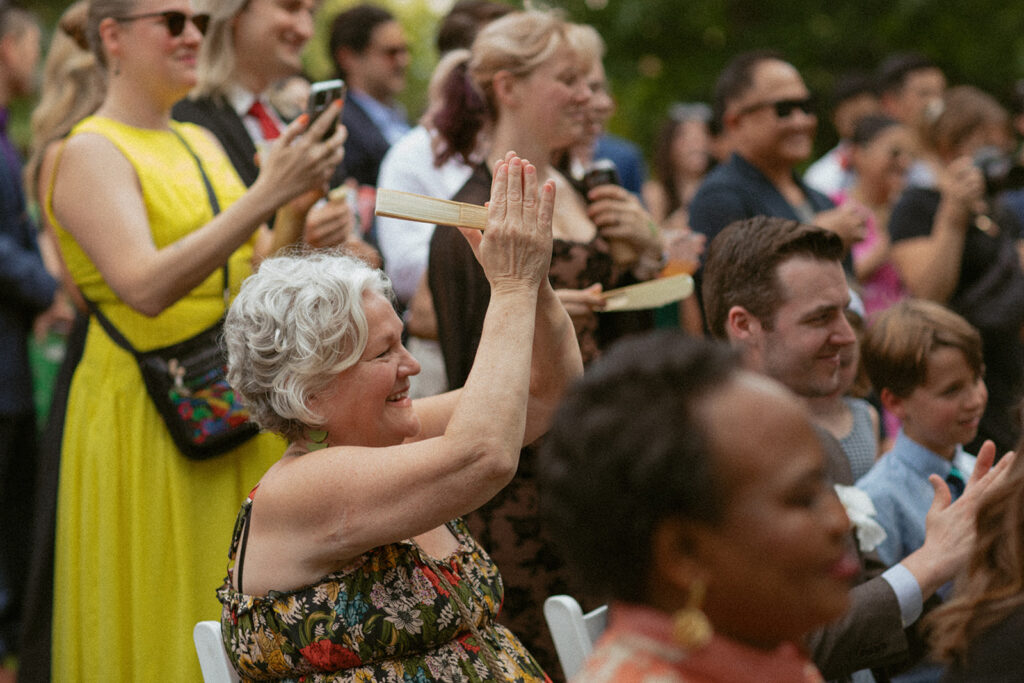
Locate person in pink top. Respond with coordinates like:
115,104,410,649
833,114,913,319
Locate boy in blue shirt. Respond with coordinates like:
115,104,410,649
857,299,989,682
859,299,987,575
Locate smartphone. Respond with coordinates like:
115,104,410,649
306,78,346,139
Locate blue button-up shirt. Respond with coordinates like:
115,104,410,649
856,430,975,579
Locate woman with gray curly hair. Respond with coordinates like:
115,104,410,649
217,154,582,681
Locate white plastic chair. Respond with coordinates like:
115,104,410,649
543,595,609,679
193,620,240,683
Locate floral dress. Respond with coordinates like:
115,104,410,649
218,492,550,682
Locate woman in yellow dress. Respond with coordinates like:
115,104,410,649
46,0,345,678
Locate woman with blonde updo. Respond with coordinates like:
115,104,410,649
427,12,659,674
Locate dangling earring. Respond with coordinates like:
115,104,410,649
306,429,329,452
112,58,121,77
672,579,713,650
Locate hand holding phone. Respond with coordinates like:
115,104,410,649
306,79,347,139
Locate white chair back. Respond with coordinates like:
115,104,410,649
193,620,240,683
543,594,609,679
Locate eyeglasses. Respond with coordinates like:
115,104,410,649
114,10,210,37
738,96,816,119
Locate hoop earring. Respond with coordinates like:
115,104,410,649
672,579,713,650
306,429,329,452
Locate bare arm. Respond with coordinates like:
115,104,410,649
260,156,581,576
51,105,345,316
889,157,982,304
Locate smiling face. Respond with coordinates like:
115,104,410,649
105,0,205,98
232,0,315,89
690,372,854,648
311,291,422,448
511,43,591,151
750,256,856,399
351,20,409,102
890,346,988,459
729,59,817,171
851,123,914,202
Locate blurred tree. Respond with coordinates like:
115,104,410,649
550,0,1024,168
22,0,1024,166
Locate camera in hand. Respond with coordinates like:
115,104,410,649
973,146,1024,196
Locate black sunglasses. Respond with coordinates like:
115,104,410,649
115,10,210,37
739,96,816,119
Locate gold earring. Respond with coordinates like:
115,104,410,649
672,579,713,650
306,429,329,451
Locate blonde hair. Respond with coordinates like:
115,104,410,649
433,9,588,165
189,0,250,101
25,0,104,200
468,9,573,113
86,0,136,67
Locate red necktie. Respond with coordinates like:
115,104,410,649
248,100,280,140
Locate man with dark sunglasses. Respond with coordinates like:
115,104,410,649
689,50,866,270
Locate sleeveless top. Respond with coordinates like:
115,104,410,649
48,116,253,349
217,491,551,682
839,397,878,481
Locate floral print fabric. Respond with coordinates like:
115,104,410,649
218,506,550,682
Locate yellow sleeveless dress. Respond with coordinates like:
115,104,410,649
48,117,285,681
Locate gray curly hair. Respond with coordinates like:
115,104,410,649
224,249,393,442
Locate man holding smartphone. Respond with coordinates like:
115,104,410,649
173,0,362,252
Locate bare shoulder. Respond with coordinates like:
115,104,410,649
56,131,134,180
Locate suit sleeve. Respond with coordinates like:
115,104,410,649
0,227,57,313
807,575,909,679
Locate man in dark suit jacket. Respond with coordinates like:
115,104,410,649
0,8,58,673
328,4,411,187
701,215,1012,682
173,0,358,252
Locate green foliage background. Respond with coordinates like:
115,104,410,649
20,0,1024,162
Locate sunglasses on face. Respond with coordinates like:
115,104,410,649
115,10,210,37
739,96,816,119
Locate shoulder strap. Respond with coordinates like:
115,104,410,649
76,126,231,348
227,485,259,594
171,126,229,303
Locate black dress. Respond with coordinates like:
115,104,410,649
427,164,653,679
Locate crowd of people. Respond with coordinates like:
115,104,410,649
1,1,1023,682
